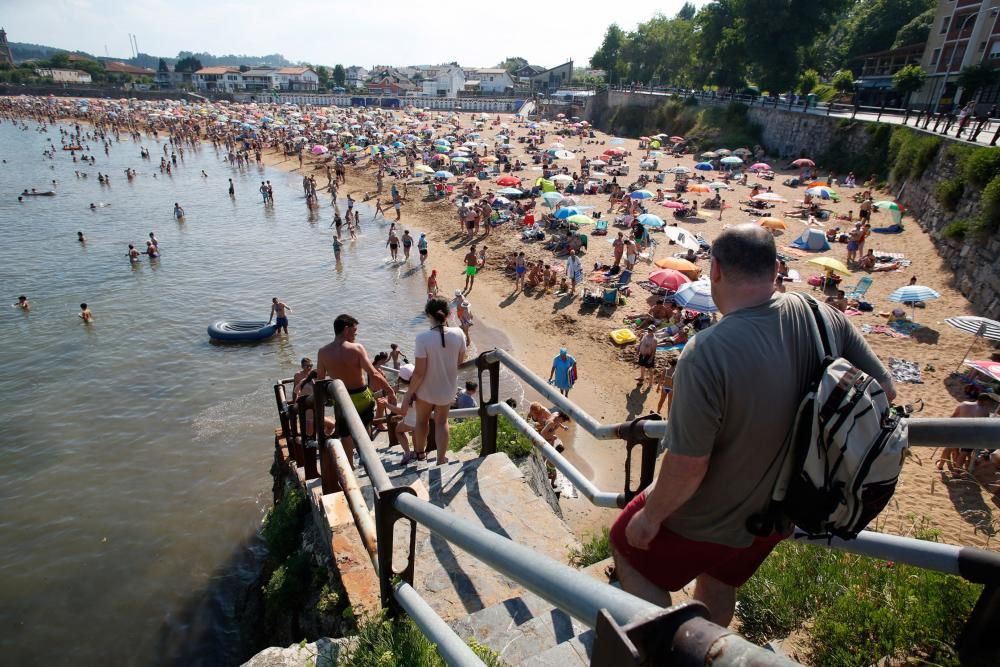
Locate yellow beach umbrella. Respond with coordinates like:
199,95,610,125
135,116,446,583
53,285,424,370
654,257,698,271
807,257,852,276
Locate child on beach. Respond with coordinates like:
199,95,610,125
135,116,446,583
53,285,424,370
389,343,406,370
656,358,678,415
377,364,418,464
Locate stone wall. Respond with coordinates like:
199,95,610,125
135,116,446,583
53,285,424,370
746,107,873,158
0,83,204,101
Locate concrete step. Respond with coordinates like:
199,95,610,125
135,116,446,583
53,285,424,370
449,594,591,666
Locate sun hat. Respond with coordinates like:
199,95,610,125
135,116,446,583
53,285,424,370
398,363,415,381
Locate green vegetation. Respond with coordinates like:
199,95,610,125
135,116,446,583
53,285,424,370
341,613,505,667
737,532,980,666
263,487,308,563
447,415,534,459
941,220,970,240
887,127,940,183
316,583,342,615
935,179,964,212
891,64,927,107
264,550,313,621
568,527,612,568
602,100,761,151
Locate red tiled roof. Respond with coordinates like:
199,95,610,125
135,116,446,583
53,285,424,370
277,67,313,75
103,61,155,75
195,66,240,75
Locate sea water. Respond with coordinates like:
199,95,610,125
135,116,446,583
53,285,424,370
0,120,503,665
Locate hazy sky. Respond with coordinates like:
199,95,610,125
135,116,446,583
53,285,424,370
4,0,710,69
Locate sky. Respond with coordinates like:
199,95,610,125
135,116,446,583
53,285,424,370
4,0,711,69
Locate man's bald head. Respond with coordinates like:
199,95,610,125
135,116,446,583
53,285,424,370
712,224,777,283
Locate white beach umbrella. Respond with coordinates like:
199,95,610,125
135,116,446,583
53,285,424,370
673,280,717,312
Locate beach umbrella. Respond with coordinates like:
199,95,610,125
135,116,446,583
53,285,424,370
733,148,753,156
874,200,903,224
720,156,743,166
610,138,626,145
889,285,940,303
673,280,717,312
655,257,698,271
962,359,1000,383
496,175,521,186
311,145,329,155
541,192,564,208
637,213,665,228
707,182,729,190
566,214,594,226
415,165,434,174
701,151,718,159
649,269,691,291
670,136,685,143
603,148,626,156
493,196,512,206
945,316,1000,371
759,217,787,231
551,174,574,183
536,178,557,192
650,140,661,148
554,207,583,219
805,186,835,199
807,257,852,276
715,149,732,156
463,176,479,185
662,225,700,251
792,158,815,167
752,192,787,202
589,159,607,166
630,190,654,199
552,150,575,160
694,162,714,171
688,184,711,193
452,156,471,163
480,156,497,163
497,187,523,196
669,166,691,174
434,170,455,179
750,162,771,171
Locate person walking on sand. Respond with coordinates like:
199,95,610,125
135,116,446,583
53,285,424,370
656,357,677,415
514,251,527,292
402,230,414,261
427,269,439,297
463,244,478,293
374,198,386,220
549,347,577,397
386,227,400,262
228,178,235,196
268,297,292,334
418,232,428,265
407,298,467,465
636,325,657,387
565,249,583,295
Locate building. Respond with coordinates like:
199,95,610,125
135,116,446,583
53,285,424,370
102,61,156,78
526,61,574,93
513,64,546,79
912,0,1000,110
466,68,515,94
35,68,93,84
0,28,14,66
275,67,319,91
851,43,924,106
345,65,368,89
366,68,417,94
193,66,243,92
154,66,193,90
420,65,465,97
242,67,278,91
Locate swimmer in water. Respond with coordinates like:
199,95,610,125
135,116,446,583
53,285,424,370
79,303,93,322
332,236,342,257
78,231,86,243
127,244,141,262
90,203,97,209
228,178,235,196
145,241,159,258
148,232,159,249
15,295,30,311
173,203,185,219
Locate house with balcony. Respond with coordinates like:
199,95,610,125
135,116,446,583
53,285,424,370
192,66,243,92
275,67,319,91
466,68,514,94
345,65,368,89
420,65,465,97
850,43,924,106
242,67,279,91
525,61,573,93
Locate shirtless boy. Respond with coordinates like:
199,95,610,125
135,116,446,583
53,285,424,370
268,298,292,334
316,314,397,465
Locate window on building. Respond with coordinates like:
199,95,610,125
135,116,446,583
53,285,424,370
931,48,941,65
992,42,1000,59
941,16,950,33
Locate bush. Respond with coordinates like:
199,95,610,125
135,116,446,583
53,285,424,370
447,415,534,459
887,127,940,183
263,550,313,621
343,613,505,667
941,220,970,239
568,527,612,567
263,487,308,563
737,539,980,665
935,179,964,211
973,172,1000,236
960,147,1000,187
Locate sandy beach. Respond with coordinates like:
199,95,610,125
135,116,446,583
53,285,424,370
258,111,999,550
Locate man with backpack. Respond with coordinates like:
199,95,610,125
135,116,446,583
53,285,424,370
610,224,896,626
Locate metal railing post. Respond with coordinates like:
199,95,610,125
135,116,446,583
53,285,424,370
992,122,1000,146
476,351,500,456
376,486,418,614
623,415,663,503
296,396,319,480
852,103,858,119
877,102,884,121
274,382,291,444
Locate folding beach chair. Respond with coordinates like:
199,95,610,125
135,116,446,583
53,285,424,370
843,276,874,300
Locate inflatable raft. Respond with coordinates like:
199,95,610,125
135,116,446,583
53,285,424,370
207,320,277,342
23,191,55,196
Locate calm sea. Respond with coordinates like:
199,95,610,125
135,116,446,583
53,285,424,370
0,119,498,665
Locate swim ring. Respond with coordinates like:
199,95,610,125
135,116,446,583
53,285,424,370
207,320,277,342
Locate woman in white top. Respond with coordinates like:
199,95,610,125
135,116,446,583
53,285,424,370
408,297,467,464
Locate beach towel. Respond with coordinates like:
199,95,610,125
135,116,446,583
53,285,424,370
656,343,686,353
782,245,817,258
860,324,909,339
872,224,904,234
888,358,923,384
888,320,922,336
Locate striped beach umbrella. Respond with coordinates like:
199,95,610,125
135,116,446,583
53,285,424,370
889,285,940,303
630,190,655,199
672,280,717,312
945,315,1000,371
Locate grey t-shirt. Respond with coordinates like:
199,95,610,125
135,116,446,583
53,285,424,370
664,293,891,547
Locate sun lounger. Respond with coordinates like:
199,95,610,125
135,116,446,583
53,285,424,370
843,276,873,300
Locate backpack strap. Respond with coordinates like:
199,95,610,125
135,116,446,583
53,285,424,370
798,293,837,362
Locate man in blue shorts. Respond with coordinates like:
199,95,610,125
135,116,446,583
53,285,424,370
269,297,292,335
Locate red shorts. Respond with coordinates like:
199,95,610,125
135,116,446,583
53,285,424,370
609,491,786,591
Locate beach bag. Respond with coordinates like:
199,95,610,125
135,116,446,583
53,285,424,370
749,294,908,541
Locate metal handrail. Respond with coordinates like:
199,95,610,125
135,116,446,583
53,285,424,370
393,582,487,667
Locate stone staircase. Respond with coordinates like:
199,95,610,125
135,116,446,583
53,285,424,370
313,438,598,664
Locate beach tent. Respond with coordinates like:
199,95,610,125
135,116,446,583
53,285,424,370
790,228,830,252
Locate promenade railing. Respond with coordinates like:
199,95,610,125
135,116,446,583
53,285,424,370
272,348,1000,665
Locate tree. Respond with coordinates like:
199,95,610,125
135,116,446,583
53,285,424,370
332,64,346,88
892,7,935,48
496,57,528,73
175,56,203,73
957,63,1000,102
798,69,820,95
893,63,926,106
818,0,933,73
314,65,329,88
158,58,169,73
239,64,250,72
591,24,626,84
677,2,696,20
832,69,856,94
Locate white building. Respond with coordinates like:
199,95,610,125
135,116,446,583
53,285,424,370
467,68,515,94
345,65,368,89
36,68,92,84
275,67,319,91
192,66,243,92
421,65,465,97
242,67,278,92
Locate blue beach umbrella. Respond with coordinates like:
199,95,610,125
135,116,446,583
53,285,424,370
638,213,665,228
889,285,940,303
673,280,717,313
434,170,455,179
610,138,626,145
541,192,564,208
630,190,654,200
694,162,714,171
554,207,582,219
